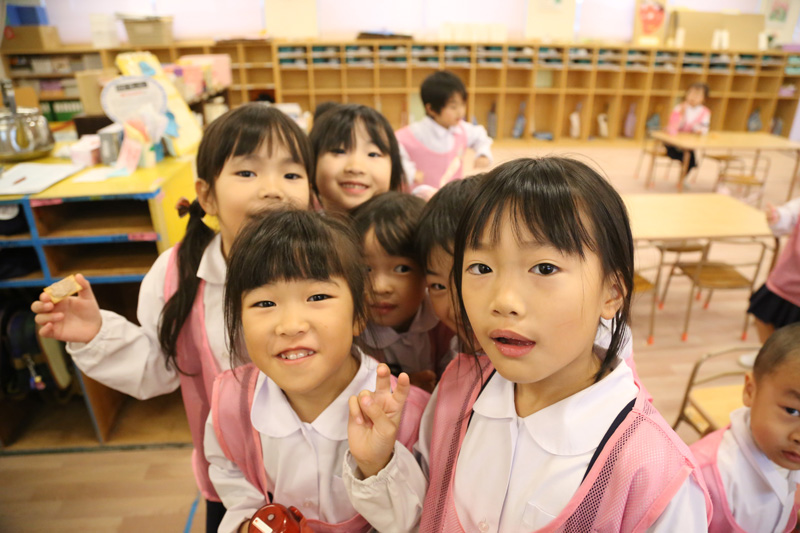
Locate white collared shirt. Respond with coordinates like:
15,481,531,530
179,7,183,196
360,296,441,375
206,353,381,533
344,355,708,533
718,407,800,533
770,198,800,237
399,117,493,185
66,233,233,399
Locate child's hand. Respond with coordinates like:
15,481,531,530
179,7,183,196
474,155,490,169
765,203,780,225
347,363,410,478
414,170,425,185
31,274,102,343
408,369,436,393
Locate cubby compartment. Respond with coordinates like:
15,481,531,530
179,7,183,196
345,68,374,89
247,88,275,104
0,246,42,283
229,90,245,107
376,93,408,130
595,70,621,91
651,71,677,93
532,93,561,139
501,94,530,139
210,44,239,62
247,68,274,87
723,97,749,131
506,68,533,90
589,94,617,139
411,45,440,67
566,69,592,90
245,45,274,64
755,75,780,96
412,67,437,88
444,44,472,69
730,74,756,94
345,94,376,108
706,95,726,131
623,71,647,91
561,94,589,139
706,73,730,95
378,68,407,89
43,241,159,278
618,95,644,138
280,69,309,90
473,93,499,136
476,68,502,89
33,200,154,239
772,99,799,136
678,72,704,91
313,69,343,90
149,49,173,65
232,69,243,86
644,95,674,134
748,98,776,132
0,202,31,240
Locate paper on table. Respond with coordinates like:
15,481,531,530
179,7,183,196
0,163,85,195
72,167,117,183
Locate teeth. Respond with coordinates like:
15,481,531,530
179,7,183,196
279,349,315,360
497,337,533,346
342,183,367,190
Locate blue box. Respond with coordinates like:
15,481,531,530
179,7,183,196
6,5,49,26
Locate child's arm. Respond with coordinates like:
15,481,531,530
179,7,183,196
768,197,800,236
646,476,709,532
204,413,267,533
344,364,429,532
398,144,421,187
462,121,493,168
692,107,710,135
32,250,180,399
666,104,684,135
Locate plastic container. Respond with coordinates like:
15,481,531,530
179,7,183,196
122,15,173,47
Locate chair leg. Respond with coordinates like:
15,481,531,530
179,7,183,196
659,265,676,309
695,287,703,301
741,311,751,341
634,149,644,180
682,280,697,341
703,290,713,309
648,287,657,345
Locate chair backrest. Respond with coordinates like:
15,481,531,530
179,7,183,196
690,238,771,289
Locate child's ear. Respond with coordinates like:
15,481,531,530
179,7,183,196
195,180,218,217
743,372,756,408
424,103,435,116
600,279,625,320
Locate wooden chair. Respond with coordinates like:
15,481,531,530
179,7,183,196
673,345,760,436
632,243,664,345
665,239,769,341
634,137,682,186
714,156,772,208
656,240,707,310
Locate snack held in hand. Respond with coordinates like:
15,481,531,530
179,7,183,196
44,275,83,304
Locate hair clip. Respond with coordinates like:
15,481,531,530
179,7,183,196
176,197,192,218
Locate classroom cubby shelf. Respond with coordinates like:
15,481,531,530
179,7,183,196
4,39,800,141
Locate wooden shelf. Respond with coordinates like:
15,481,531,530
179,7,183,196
33,200,154,239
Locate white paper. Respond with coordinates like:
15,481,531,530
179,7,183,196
0,163,85,195
72,166,117,183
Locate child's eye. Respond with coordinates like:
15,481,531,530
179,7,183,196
784,407,800,417
368,151,384,158
467,263,492,275
531,263,558,276
429,282,447,291
394,264,412,274
284,173,304,180
330,148,346,155
252,300,275,308
236,170,256,178
308,294,331,302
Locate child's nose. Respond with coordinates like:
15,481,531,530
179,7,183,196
372,272,393,294
490,276,525,318
344,153,365,174
275,309,309,336
259,176,286,201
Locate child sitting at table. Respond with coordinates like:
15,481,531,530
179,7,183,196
665,82,711,176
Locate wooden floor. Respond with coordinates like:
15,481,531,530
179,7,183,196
1,139,796,532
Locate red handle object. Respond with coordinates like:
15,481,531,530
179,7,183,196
249,504,314,533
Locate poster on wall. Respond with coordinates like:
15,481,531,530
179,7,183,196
633,0,667,46
768,0,789,23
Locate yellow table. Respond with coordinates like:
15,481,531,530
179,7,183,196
624,193,774,242
649,131,800,201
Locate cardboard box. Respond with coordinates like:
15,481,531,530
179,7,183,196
1,25,61,51
122,16,173,46
668,11,765,49
76,69,118,116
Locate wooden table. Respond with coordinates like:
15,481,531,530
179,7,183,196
649,131,800,201
624,193,774,242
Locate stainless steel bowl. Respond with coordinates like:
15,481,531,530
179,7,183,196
0,81,55,162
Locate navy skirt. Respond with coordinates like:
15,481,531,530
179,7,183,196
748,284,800,328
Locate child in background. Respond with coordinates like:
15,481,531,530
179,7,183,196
665,82,711,176
205,208,429,533
344,157,711,532
415,175,485,356
353,192,454,393
30,104,314,533
396,70,493,192
309,103,404,213
691,323,800,533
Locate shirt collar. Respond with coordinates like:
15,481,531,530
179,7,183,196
730,407,800,497
424,115,456,137
250,349,378,441
196,233,226,285
362,296,440,349
472,354,638,455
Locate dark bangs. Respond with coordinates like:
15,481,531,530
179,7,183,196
225,208,368,365
197,104,314,184
453,157,634,381
352,191,425,260
309,104,404,193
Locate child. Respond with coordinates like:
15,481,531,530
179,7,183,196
665,82,711,176
344,157,712,532
205,208,429,533
748,197,800,344
353,191,454,393
309,103,404,213
691,323,800,533
396,70,493,191
30,104,313,533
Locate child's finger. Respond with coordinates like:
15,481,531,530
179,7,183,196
34,312,64,325
39,323,54,338
75,274,95,300
31,299,53,314
393,372,411,407
38,291,53,304
374,363,392,395
348,395,365,426
358,391,397,437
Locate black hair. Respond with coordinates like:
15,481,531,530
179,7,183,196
224,207,369,367
415,175,486,269
452,157,634,383
753,323,800,381
158,104,314,373
421,70,467,115
686,82,710,100
308,104,404,200
313,101,342,121
352,191,426,260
